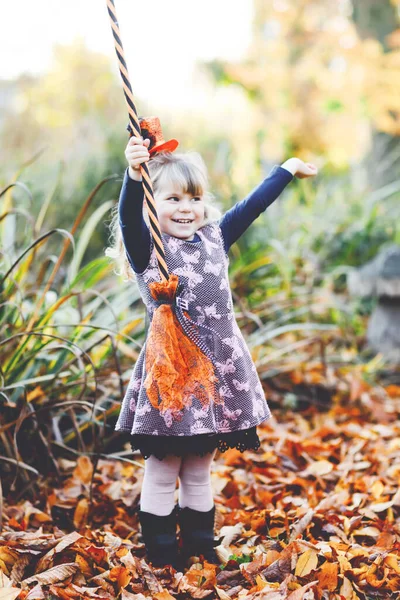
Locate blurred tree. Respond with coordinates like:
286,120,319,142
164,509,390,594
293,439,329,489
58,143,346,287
206,0,400,179
350,0,400,188
0,38,127,178
0,39,135,262
351,0,398,48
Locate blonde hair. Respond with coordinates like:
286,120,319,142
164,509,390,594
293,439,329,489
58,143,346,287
105,151,222,281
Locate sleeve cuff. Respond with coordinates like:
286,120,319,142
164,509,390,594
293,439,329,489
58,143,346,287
269,164,295,181
124,167,144,189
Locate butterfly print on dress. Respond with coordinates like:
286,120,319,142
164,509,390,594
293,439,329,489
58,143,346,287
232,379,250,392
130,378,141,392
218,419,231,431
180,289,197,303
252,397,266,418
195,303,222,325
174,264,204,289
204,260,223,276
210,225,219,239
143,268,160,283
219,385,234,399
222,336,244,360
215,358,236,375
191,420,207,434
205,303,222,319
255,382,264,396
181,249,200,264
192,404,210,419
167,237,181,254
222,405,242,420
162,408,183,428
197,230,219,255
136,403,151,416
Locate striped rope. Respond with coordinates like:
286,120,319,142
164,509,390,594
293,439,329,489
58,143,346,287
106,0,169,282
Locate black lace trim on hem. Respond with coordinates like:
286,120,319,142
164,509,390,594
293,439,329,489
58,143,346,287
129,426,261,461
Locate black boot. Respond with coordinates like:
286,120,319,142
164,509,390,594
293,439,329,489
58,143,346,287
177,505,219,565
138,505,180,569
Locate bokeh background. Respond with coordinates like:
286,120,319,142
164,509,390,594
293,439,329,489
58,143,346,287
1,0,400,479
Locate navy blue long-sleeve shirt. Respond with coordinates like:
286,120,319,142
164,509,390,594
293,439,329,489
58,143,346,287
119,165,294,273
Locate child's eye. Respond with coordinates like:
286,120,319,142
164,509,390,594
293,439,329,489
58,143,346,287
193,197,202,202
168,197,180,202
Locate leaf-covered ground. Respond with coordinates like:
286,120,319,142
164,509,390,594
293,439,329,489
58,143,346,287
1,365,400,600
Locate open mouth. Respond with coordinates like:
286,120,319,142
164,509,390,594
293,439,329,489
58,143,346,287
172,219,193,224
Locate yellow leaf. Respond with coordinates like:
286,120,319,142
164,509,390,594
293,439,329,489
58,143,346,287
255,574,268,590
370,480,384,499
294,549,318,577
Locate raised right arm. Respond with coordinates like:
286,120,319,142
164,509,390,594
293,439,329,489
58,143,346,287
118,168,151,273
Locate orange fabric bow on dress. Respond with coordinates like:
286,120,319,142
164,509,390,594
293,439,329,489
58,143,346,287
144,275,224,417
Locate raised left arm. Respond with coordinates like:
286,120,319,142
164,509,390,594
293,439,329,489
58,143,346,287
219,164,295,252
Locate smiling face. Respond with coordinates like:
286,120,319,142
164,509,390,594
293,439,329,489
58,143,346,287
155,182,205,240
151,155,207,240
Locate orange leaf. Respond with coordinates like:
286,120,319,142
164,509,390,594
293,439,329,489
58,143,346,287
185,562,217,590
220,448,244,467
385,385,400,398
73,456,93,484
74,553,92,576
316,561,338,592
250,516,267,534
86,545,107,565
26,386,44,402
7,518,25,531
154,591,176,600
109,566,131,589
73,498,88,529
366,564,386,588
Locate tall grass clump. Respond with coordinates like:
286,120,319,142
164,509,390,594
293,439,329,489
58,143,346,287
0,161,145,497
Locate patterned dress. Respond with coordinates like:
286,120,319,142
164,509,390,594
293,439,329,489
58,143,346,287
115,221,273,460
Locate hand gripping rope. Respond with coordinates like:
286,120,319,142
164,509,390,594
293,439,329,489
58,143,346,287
106,0,169,282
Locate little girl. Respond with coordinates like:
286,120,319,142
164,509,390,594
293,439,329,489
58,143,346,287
108,118,318,571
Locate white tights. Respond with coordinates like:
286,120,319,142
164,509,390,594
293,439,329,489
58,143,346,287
140,450,217,516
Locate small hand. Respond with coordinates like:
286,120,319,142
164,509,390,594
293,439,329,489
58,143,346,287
295,160,318,179
125,136,151,180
